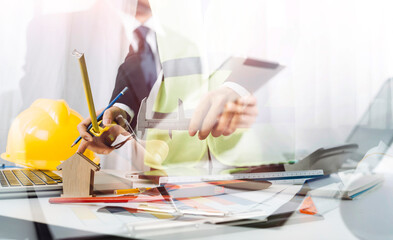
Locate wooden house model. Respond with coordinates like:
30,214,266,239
57,152,100,197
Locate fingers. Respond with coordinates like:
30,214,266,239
211,102,235,137
76,106,131,155
222,107,258,136
86,141,114,155
198,97,227,140
188,89,258,139
103,109,114,126
226,96,258,116
76,138,114,155
237,95,257,107
76,108,105,142
90,125,129,154
189,93,211,136
77,139,89,154
77,117,93,142
189,87,244,139
103,107,119,125
115,115,128,129
103,106,128,128
212,95,258,137
105,125,130,143
77,125,129,155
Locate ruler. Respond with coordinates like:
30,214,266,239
153,170,324,185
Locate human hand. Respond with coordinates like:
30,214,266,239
77,124,131,154
76,106,130,154
188,87,258,140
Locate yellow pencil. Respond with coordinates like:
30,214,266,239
114,187,152,195
72,49,100,134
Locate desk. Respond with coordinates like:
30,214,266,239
0,170,392,240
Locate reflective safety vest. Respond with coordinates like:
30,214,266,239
144,0,264,169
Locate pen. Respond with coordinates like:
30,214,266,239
71,86,129,147
49,195,164,204
114,187,152,195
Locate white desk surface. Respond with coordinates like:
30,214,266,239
0,167,392,240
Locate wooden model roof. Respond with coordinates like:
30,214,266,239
57,152,100,171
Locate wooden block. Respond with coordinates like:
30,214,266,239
57,153,100,197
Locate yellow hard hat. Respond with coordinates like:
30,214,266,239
1,99,98,170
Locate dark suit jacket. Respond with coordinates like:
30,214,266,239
110,52,151,129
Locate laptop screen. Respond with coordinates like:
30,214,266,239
346,78,393,160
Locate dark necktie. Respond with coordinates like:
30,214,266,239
134,25,157,89
110,25,158,129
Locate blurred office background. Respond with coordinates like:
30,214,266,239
1,0,393,165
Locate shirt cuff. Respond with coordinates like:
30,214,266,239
222,82,250,97
114,103,134,122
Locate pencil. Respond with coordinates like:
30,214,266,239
73,49,99,134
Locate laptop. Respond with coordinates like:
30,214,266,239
0,167,133,199
0,168,63,198
346,78,393,161
283,78,393,173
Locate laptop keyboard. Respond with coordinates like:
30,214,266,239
0,169,62,187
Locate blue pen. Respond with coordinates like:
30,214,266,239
71,87,129,147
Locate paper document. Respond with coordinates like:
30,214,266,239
92,183,302,229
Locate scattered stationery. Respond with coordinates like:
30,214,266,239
96,184,302,228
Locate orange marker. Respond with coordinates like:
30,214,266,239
114,187,152,195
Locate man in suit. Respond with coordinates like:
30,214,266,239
77,0,258,164
77,0,161,154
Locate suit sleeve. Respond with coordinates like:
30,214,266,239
110,55,151,129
